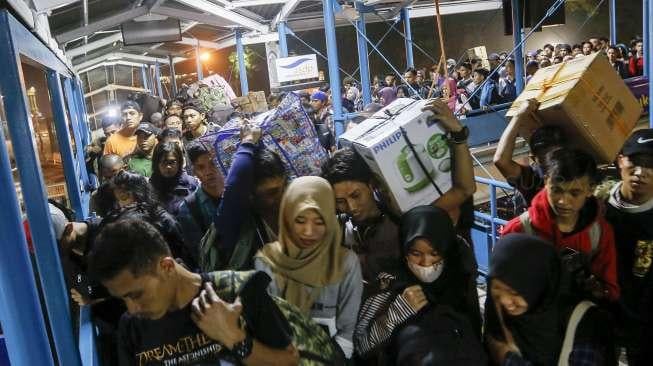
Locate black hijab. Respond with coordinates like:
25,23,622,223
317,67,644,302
394,206,475,304
486,234,567,366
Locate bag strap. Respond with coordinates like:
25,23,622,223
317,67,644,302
519,211,534,235
557,300,595,366
587,222,601,257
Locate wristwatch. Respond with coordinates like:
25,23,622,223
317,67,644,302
448,125,469,144
231,334,253,360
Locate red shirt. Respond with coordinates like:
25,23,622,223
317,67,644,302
501,189,620,301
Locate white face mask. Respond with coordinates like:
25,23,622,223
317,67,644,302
407,260,445,283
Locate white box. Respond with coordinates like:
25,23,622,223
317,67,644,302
340,98,453,213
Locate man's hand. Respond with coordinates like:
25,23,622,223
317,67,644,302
191,282,247,349
514,98,540,125
422,99,462,133
240,123,262,145
401,285,428,312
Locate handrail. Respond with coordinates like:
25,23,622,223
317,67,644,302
464,102,512,117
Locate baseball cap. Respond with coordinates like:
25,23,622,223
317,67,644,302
135,122,161,136
622,129,653,157
488,53,500,61
311,91,328,102
527,50,538,58
121,100,141,113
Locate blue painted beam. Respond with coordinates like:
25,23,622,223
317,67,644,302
609,0,617,45
400,8,414,69
48,72,85,219
0,84,54,366
64,79,92,216
323,0,344,138
0,17,81,366
278,21,289,58
169,55,178,97
649,0,653,125
355,5,372,106
512,0,525,94
236,30,249,95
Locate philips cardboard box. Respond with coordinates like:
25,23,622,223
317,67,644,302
340,98,452,213
506,52,642,163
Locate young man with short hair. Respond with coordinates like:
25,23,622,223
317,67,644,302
322,99,476,292
470,68,498,109
310,90,335,152
125,122,160,178
402,67,422,99
103,101,142,158
582,41,593,56
182,99,216,143
599,129,653,366
493,99,567,212
607,45,629,79
88,219,300,366
501,147,620,301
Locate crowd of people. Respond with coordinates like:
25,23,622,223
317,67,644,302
39,33,652,366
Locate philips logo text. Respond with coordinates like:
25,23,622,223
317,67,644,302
372,131,403,154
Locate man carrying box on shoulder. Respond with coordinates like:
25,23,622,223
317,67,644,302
322,99,476,296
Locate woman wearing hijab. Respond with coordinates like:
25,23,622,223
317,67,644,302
379,86,397,106
150,141,198,215
255,176,363,360
485,234,616,366
354,206,484,365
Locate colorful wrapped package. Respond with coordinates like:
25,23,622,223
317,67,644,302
208,92,328,178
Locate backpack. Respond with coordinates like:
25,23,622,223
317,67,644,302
518,211,601,256
391,305,487,366
208,270,343,365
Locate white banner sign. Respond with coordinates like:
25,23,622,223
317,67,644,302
275,54,319,83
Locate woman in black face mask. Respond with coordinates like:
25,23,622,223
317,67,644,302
485,234,616,366
354,205,484,365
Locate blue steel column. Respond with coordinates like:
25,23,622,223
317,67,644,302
141,65,149,91
278,21,289,58
169,55,178,97
0,105,54,366
323,0,344,138
401,8,414,69
649,0,653,125
47,72,84,218
0,46,81,366
609,0,617,44
645,0,650,77
236,30,249,95
512,0,525,94
155,61,163,97
355,5,372,106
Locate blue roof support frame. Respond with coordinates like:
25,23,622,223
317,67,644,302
649,0,653,126
278,21,289,58
401,7,414,69
645,0,649,77
608,0,617,45
511,0,525,94
0,10,82,366
323,0,345,138
155,61,163,97
73,79,92,148
0,95,54,366
48,71,85,219
169,54,178,97
355,4,372,106
141,64,150,91
236,29,249,95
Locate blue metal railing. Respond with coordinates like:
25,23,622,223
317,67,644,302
472,176,514,275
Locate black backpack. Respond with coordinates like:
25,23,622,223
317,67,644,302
391,305,487,366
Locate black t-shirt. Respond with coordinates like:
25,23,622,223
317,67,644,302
604,184,653,321
117,303,229,366
508,164,544,213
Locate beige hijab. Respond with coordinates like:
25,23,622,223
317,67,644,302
256,176,347,314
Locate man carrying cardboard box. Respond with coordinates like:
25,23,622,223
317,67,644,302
322,99,476,295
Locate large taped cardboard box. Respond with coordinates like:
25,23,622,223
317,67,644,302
339,98,452,213
506,52,642,163
233,91,268,114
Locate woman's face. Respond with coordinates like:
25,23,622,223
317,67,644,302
291,209,327,249
114,186,135,208
158,152,180,178
396,88,406,98
406,238,442,267
490,278,529,317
